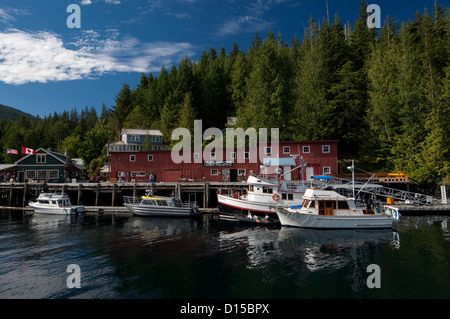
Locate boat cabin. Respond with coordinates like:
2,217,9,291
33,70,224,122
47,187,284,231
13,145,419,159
299,188,375,216
36,194,72,207
140,196,192,208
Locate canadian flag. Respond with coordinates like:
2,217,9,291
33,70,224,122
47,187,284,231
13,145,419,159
22,147,36,155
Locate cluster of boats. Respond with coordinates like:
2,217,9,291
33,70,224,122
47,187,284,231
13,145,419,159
217,174,394,229
27,173,395,230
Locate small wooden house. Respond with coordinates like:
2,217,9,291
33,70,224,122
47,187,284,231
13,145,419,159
14,148,83,183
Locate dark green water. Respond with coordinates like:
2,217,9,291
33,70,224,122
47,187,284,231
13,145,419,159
0,210,449,300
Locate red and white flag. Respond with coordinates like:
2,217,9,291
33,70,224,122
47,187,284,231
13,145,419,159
22,147,35,155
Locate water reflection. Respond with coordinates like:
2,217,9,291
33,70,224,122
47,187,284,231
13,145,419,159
1,211,449,299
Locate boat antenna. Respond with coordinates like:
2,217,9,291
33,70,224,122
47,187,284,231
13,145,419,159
347,160,355,198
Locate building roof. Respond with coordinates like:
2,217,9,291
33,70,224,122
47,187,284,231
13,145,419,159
121,129,163,136
0,164,16,171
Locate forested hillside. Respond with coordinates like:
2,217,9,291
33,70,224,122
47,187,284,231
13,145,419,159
0,104,35,121
1,1,448,186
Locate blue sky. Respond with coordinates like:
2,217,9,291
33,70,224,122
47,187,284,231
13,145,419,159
0,0,447,118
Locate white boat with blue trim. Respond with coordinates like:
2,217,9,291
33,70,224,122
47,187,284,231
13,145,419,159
275,187,393,229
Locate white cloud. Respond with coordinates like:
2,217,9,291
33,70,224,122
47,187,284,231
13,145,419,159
215,0,291,37
0,29,196,85
81,0,93,5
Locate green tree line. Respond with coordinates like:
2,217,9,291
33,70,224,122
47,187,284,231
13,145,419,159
1,1,449,186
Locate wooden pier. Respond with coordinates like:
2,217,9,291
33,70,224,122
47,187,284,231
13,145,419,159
0,181,246,211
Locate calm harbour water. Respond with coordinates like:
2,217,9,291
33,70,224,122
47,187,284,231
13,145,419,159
0,209,449,300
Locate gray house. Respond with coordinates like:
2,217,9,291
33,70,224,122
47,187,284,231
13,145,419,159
108,129,167,152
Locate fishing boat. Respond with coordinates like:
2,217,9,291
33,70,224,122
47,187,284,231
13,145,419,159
28,193,85,215
217,174,307,217
275,187,393,229
123,191,200,217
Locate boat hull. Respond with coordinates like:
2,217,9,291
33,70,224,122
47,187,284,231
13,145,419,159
29,203,84,215
217,193,276,216
125,204,200,217
276,209,393,229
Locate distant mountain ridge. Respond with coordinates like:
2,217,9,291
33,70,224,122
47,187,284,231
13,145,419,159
0,104,35,121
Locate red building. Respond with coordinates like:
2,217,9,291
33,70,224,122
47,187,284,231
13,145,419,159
109,140,339,183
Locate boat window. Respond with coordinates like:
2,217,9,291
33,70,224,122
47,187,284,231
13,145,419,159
308,200,315,208
157,200,168,206
337,201,349,209
325,201,336,208
52,201,57,205
39,200,49,204
249,185,254,192
263,187,273,194
302,199,308,207
282,193,294,200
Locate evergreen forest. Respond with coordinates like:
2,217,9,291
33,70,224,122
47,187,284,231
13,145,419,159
1,2,449,189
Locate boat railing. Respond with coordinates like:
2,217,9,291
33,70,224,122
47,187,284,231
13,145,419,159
123,196,141,205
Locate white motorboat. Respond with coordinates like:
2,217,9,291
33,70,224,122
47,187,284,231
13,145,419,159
275,187,393,229
217,174,307,217
28,193,85,215
123,192,200,217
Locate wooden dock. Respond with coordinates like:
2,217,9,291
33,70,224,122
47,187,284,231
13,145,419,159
0,181,246,210
386,204,450,216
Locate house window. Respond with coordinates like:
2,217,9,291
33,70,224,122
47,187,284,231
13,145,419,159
230,152,236,160
210,169,219,176
130,155,136,162
303,146,310,153
138,172,146,177
37,170,47,179
49,170,59,179
118,172,125,177
323,166,331,175
131,172,138,177
265,147,271,155
151,136,160,143
244,152,249,160
26,170,36,179
37,155,46,163
283,146,290,154
130,135,140,141
322,145,330,153
238,169,246,176
148,154,153,162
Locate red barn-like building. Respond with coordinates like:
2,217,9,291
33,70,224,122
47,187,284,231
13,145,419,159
109,140,339,183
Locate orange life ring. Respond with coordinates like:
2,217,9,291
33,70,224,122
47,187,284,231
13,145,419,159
272,194,280,201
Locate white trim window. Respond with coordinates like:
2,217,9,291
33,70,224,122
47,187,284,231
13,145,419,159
37,170,47,179
283,146,290,154
322,145,330,153
303,146,310,153
323,166,331,175
130,155,136,162
36,154,46,163
210,169,219,176
147,154,153,162
118,172,125,177
26,170,36,179
238,169,246,176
